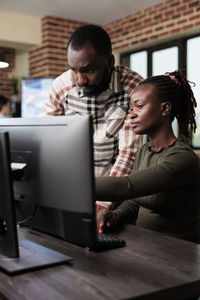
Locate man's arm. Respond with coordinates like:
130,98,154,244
110,119,143,177
110,68,144,177
44,72,72,116
96,119,143,220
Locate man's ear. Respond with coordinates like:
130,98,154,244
108,54,115,70
161,102,171,116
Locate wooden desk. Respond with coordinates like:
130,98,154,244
0,225,200,300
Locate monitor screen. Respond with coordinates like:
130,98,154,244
0,115,97,247
21,78,54,118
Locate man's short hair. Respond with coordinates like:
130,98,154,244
0,95,9,111
67,24,112,57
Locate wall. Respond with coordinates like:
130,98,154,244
1,0,200,97
0,47,16,100
29,17,86,77
105,0,200,52
0,48,29,100
0,11,41,50
29,0,200,78
0,11,41,100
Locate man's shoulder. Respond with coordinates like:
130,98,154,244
115,65,141,77
115,65,144,90
52,69,75,89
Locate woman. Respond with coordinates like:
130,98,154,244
96,70,200,243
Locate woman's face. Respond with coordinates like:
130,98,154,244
129,84,168,135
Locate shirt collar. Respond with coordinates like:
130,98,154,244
147,139,178,153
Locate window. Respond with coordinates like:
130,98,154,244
152,47,178,76
130,51,147,79
120,34,200,148
187,36,200,148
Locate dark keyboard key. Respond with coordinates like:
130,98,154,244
90,233,126,250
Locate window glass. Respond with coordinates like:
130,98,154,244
187,37,200,148
152,46,179,136
120,37,200,146
130,51,147,79
152,47,178,76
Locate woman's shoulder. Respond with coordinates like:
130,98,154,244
139,137,199,165
171,137,197,155
161,137,200,167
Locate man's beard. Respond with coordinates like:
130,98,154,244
79,68,112,97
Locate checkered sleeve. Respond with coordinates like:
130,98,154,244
121,67,144,95
110,68,144,177
110,118,142,177
44,72,71,116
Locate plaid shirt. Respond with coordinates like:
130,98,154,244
45,66,143,179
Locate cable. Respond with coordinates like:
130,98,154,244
17,205,38,225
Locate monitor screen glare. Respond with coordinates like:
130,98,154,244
21,78,54,118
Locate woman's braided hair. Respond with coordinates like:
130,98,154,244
138,70,197,140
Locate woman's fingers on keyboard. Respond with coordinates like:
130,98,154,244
103,211,118,228
96,204,109,232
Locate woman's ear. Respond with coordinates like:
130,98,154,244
161,102,171,117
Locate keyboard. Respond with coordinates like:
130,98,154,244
89,233,126,251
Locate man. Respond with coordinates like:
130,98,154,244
45,24,143,217
0,95,10,118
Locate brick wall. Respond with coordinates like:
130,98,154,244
0,47,16,100
29,17,86,77
29,0,200,78
105,0,200,51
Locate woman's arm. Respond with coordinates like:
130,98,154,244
95,149,199,202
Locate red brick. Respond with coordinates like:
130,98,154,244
29,0,200,77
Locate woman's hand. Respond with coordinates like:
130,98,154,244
96,204,109,232
96,204,118,232
102,210,118,229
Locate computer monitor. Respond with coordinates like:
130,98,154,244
21,78,54,118
0,131,73,275
0,132,19,259
0,115,97,248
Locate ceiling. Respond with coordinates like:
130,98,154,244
0,0,166,25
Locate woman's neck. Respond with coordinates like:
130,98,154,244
148,127,177,152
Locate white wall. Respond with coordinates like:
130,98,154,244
0,11,42,84
0,11,41,50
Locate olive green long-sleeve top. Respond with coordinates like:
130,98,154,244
96,138,200,242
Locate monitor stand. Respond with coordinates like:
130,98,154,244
0,132,72,275
0,237,73,275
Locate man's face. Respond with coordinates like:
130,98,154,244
67,45,114,96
